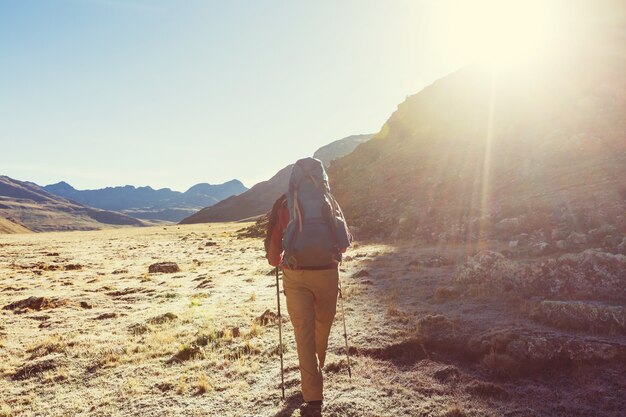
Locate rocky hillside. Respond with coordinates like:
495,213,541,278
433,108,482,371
0,176,146,232
180,134,373,224
44,180,247,222
330,39,626,256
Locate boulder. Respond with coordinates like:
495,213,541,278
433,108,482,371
148,262,180,274
495,218,521,235
255,309,278,326
3,296,69,314
567,232,588,246
617,238,626,255
531,242,550,256
530,300,626,334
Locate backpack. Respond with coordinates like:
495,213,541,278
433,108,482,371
282,157,351,268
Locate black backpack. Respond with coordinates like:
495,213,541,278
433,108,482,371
282,158,350,268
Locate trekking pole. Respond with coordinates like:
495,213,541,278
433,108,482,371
338,278,352,379
275,266,285,400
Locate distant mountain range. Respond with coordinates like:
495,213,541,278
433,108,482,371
0,176,146,232
179,134,372,224
43,180,247,222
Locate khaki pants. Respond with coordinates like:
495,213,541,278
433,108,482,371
282,268,339,402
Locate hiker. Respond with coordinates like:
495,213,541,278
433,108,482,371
265,157,351,417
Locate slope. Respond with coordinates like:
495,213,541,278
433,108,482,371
330,38,626,250
180,134,373,224
0,217,31,234
0,176,146,232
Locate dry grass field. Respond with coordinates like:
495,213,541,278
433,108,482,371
1,224,624,417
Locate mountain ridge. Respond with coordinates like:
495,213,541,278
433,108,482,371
44,179,248,222
0,175,146,232
179,134,372,224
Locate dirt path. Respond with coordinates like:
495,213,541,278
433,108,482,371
0,225,624,417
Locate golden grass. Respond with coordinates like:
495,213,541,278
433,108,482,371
0,223,519,416
0,402,13,417
195,373,212,394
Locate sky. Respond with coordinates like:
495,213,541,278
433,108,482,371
0,0,502,191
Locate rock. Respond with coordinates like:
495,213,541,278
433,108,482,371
421,255,452,267
530,242,550,256
529,300,626,334
617,238,626,255
3,296,69,314
503,333,626,364
12,355,61,380
147,312,178,325
470,328,626,371
148,262,180,274
79,301,93,309
112,269,128,274
155,382,174,392
205,241,217,247
589,224,617,243
255,309,278,326
495,218,521,234
567,232,588,246
432,366,460,382
555,240,568,250
602,235,621,250
517,233,530,244
128,323,149,335
231,327,241,338
94,312,117,320
457,249,626,302
166,344,205,363
353,269,371,278
465,380,509,398
472,250,505,265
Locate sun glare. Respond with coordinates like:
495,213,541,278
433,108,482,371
437,0,558,69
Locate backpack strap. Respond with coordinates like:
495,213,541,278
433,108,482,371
293,189,303,232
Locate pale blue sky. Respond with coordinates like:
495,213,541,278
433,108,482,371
1,0,471,191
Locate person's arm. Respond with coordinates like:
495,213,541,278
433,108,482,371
266,202,289,266
332,197,351,253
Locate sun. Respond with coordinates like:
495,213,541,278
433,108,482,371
435,0,559,69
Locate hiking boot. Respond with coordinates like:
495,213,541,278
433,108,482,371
299,401,322,417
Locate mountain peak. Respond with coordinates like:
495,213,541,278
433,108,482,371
45,181,76,192
184,180,247,195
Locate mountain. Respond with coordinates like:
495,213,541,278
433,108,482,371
43,180,247,222
0,176,146,232
179,134,373,224
313,134,372,167
0,216,31,234
180,166,293,224
329,37,626,250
